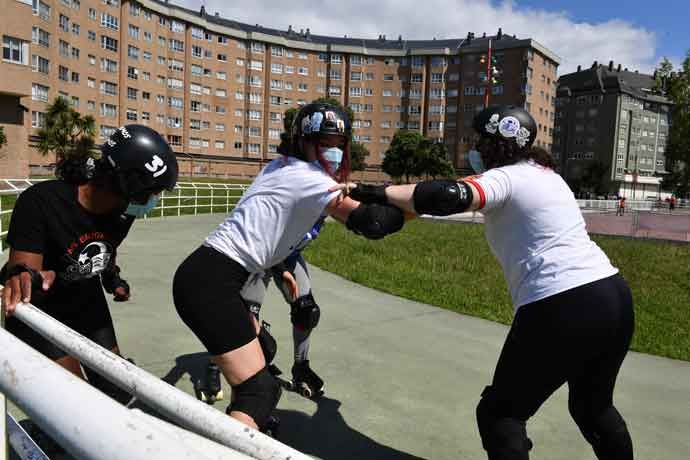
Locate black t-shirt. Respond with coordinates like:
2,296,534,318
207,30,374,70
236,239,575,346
5,180,134,314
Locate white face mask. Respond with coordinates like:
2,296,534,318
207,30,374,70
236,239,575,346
125,194,160,218
322,147,343,174
468,149,486,174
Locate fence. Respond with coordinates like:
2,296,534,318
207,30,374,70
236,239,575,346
1,179,249,251
0,300,311,460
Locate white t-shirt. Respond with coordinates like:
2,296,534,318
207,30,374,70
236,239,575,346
468,160,618,310
205,157,339,273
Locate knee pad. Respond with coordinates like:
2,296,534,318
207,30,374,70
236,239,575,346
258,321,277,364
228,367,282,430
569,404,632,460
476,387,532,458
290,293,320,330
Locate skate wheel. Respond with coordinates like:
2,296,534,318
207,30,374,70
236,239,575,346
199,391,209,403
215,389,224,400
299,384,313,399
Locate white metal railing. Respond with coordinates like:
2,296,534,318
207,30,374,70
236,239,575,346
1,180,249,252
0,301,310,460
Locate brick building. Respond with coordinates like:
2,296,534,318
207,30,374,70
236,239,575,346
1,0,559,179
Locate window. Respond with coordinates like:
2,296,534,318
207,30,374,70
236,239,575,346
3,36,29,65
32,27,50,47
100,103,117,117
32,55,50,74
251,42,265,53
247,110,261,120
169,39,184,52
271,63,283,74
88,30,96,41
128,45,139,59
128,25,139,40
31,111,46,128
411,56,424,67
100,58,117,73
247,143,261,154
32,83,49,101
34,0,51,20
100,13,118,30
329,86,341,96
350,87,362,97
167,78,183,90
71,47,80,59
431,73,444,83
330,70,341,80
127,87,137,100
71,71,79,83
58,65,69,81
248,127,261,137
170,20,185,33
216,71,227,80
59,14,70,32
101,36,118,52
168,97,183,109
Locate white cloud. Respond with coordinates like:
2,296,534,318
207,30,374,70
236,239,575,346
178,0,659,74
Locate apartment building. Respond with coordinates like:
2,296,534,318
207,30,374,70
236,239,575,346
1,0,560,178
554,61,671,198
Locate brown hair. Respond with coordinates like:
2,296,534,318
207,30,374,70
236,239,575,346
476,136,555,170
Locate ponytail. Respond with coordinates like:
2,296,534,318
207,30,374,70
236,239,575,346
55,156,104,185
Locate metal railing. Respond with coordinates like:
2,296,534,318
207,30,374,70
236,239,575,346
0,300,310,460
1,180,249,252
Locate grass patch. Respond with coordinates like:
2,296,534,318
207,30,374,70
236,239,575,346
303,219,690,362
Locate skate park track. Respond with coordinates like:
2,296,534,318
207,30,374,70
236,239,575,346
2,214,689,459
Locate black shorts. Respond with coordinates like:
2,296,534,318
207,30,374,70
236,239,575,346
173,245,254,355
5,292,117,361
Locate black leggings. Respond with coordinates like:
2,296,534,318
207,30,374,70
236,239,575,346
173,245,254,355
477,273,635,460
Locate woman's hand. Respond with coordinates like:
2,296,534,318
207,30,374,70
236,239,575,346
281,270,298,302
1,267,56,316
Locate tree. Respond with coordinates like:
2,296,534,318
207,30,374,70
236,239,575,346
416,141,455,179
382,130,429,183
278,97,366,171
36,96,97,164
654,52,690,197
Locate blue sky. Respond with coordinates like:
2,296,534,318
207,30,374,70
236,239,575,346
184,0,687,73
520,0,688,67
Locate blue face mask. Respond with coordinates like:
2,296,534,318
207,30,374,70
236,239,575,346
125,194,160,218
322,147,343,174
468,149,486,174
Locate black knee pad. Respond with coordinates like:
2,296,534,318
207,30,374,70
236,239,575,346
569,404,632,460
290,293,320,330
258,321,277,364
476,387,532,458
228,367,282,430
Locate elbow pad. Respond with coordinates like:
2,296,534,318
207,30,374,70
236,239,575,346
346,203,404,240
413,180,473,216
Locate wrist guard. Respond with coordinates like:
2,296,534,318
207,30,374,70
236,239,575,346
101,266,130,301
349,184,388,205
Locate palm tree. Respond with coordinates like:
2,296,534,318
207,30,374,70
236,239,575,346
36,96,97,164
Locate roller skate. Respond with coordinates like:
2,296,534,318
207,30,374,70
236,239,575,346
195,362,224,404
290,360,324,399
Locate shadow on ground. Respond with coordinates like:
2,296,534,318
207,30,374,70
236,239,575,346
274,396,428,460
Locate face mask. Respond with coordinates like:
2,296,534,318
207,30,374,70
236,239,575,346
468,149,486,174
321,147,343,174
125,194,160,218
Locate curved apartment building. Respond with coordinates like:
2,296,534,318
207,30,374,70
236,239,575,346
1,0,560,178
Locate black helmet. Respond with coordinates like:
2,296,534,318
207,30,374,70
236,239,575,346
291,103,352,141
473,105,537,149
101,125,178,203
